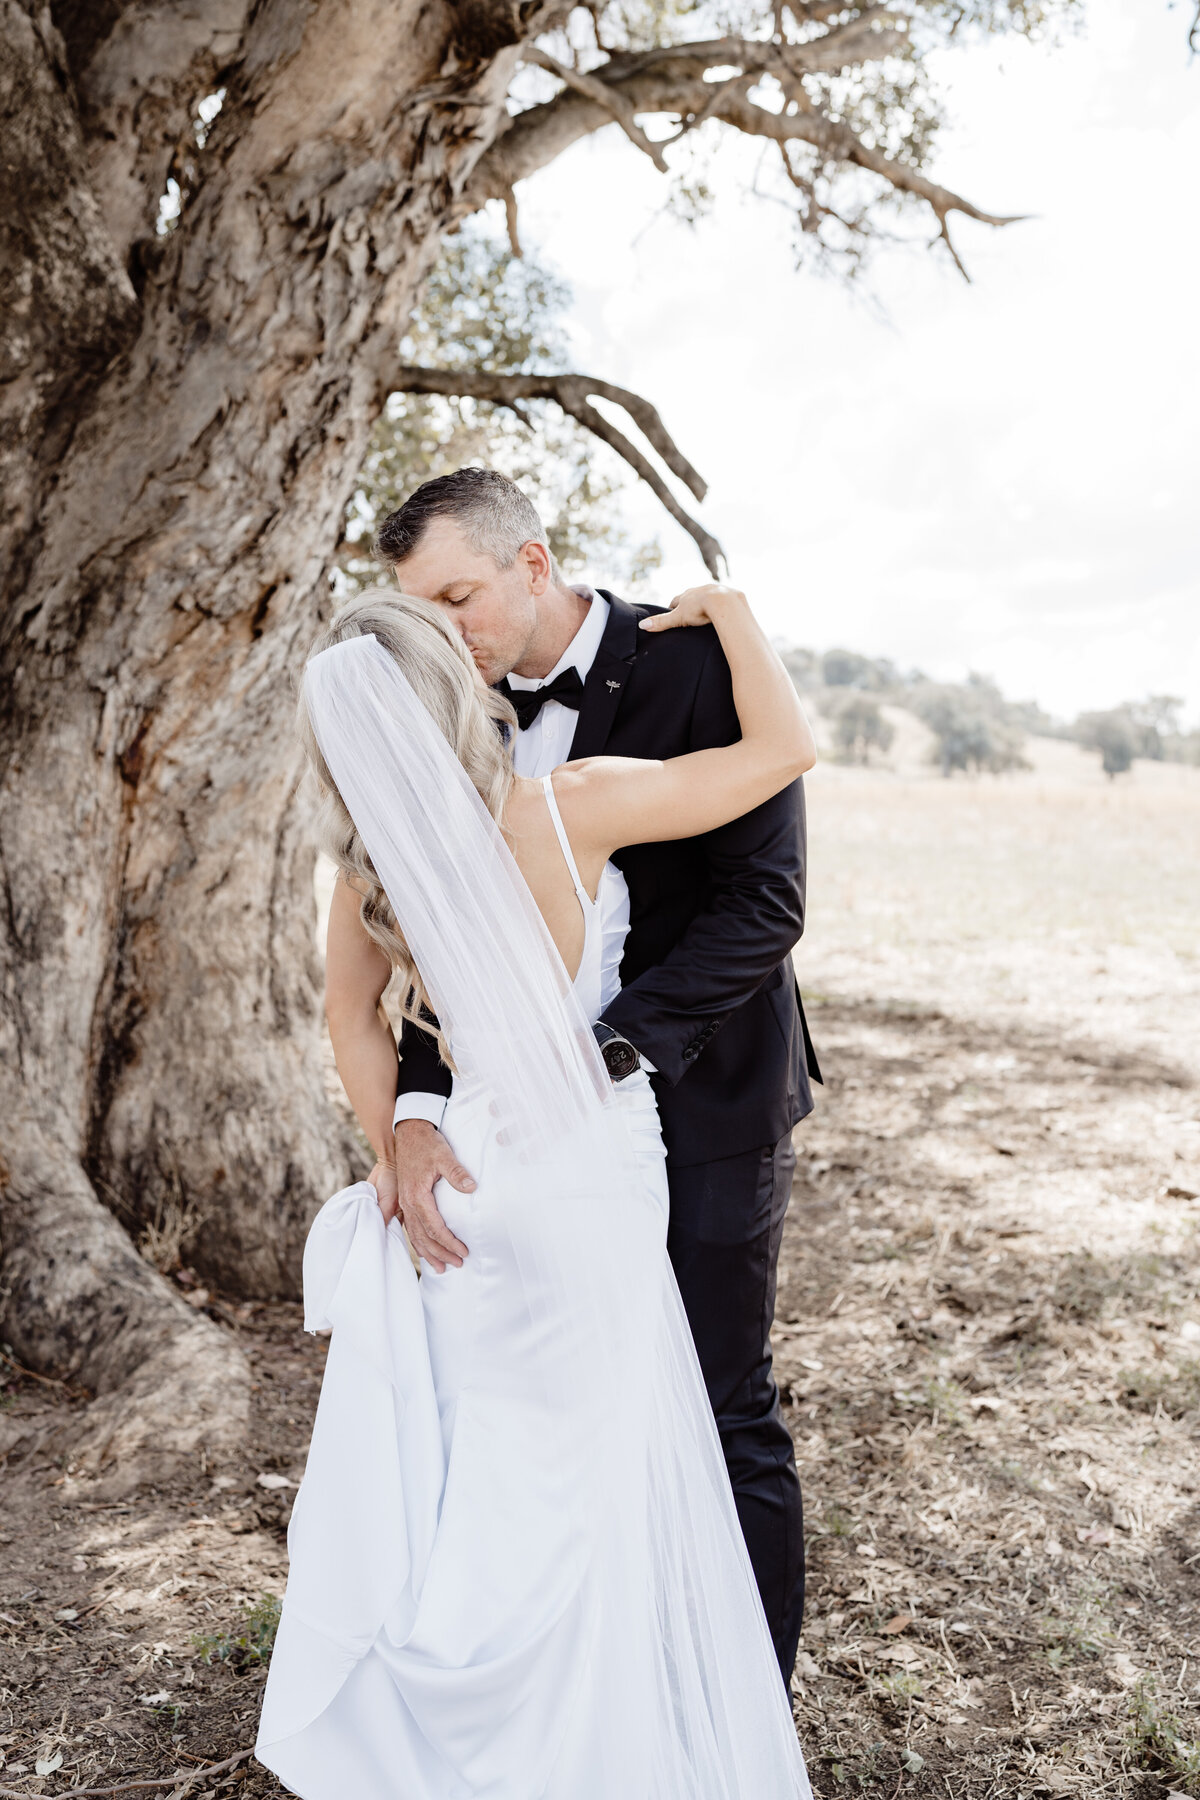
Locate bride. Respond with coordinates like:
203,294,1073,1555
256,580,817,1799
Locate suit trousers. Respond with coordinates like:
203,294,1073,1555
665,1130,805,1687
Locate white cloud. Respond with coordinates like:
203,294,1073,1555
514,0,1200,722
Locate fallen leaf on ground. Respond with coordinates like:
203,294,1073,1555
1076,1525,1113,1545
878,1642,923,1666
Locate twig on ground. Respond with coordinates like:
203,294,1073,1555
0,1352,92,1403
0,1748,254,1800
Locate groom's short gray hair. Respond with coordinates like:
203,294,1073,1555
376,468,560,579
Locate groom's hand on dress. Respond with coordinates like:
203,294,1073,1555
393,1120,474,1272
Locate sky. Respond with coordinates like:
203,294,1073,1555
506,0,1200,724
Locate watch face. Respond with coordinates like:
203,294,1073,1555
602,1037,639,1081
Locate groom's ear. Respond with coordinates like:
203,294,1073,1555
519,539,553,595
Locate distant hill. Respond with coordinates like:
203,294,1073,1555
781,647,1200,779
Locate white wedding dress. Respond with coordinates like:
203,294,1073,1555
256,639,812,1799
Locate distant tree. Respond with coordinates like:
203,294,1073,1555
340,228,661,593
781,647,822,691
831,694,895,765
913,684,1029,776
823,648,872,688
1122,695,1185,761
1071,696,1200,769
1076,710,1137,779
932,669,1054,736
963,671,1011,712
785,644,910,693
1005,695,1061,736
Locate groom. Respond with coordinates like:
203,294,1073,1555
375,467,820,1685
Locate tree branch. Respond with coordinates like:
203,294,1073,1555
502,184,523,254
387,365,724,575
464,29,1019,265
616,20,908,81
708,82,1026,237
663,70,756,145
522,45,669,172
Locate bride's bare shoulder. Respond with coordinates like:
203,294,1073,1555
549,757,661,843
554,754,656,788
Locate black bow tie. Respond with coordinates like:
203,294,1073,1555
503,666,586,732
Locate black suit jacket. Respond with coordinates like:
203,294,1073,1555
394,590,821,1166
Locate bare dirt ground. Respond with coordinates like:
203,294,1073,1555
2,729,1198,1799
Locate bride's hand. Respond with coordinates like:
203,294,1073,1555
367,1159,401,1226
639,582,746,632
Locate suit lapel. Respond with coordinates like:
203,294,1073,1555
567,589,643,760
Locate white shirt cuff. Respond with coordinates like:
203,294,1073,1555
393,1091,448,1132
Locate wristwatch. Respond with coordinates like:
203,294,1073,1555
592,1022,641,1084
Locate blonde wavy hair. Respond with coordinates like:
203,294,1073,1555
298,588,517,1068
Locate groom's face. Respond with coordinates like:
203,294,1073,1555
392,517,544,686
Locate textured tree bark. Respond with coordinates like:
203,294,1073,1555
0,0,559,1466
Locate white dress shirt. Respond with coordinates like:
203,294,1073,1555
394,587,638,1131
504,583,609,778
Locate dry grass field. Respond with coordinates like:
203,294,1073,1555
781,719,1200,1797
1,723,1198,1799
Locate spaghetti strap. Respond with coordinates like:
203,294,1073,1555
541,772,594,909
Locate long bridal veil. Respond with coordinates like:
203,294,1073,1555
303,632,611,1153
259,631,811,1798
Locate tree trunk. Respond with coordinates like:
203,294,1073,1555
0,0,554,1468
